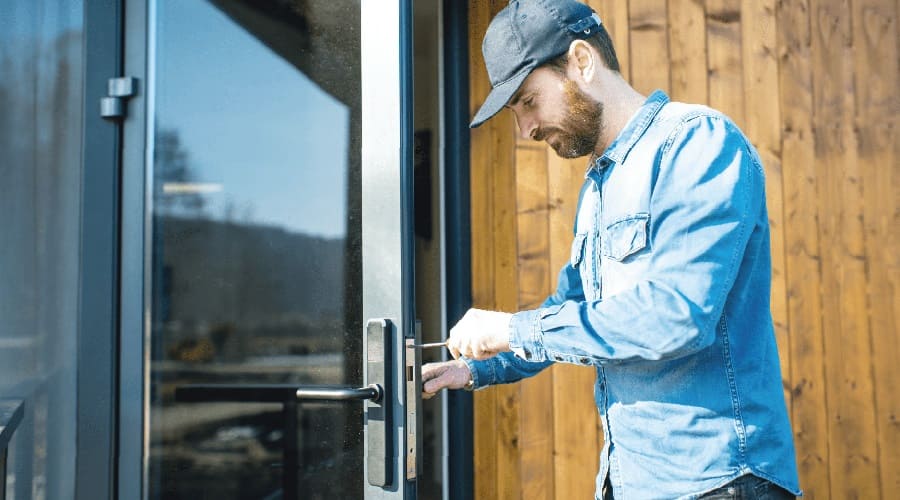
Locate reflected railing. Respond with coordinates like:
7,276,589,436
0,400,25,500
174,383,381,500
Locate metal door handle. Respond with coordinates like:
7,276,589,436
297,385,382,402
175,383,383,404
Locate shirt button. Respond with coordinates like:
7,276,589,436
579,357,590,365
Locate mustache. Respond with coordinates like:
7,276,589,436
532,127,559,142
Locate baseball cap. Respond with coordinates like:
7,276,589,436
470,0,602,128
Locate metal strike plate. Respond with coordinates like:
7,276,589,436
404,321,422,480
366,318,393,487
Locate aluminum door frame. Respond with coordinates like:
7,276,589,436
116,0,417,498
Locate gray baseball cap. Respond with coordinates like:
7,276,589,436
470,0,602,128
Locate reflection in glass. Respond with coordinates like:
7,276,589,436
0,2,84,498
147,1,361,498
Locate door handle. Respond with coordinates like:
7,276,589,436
297,385,382,402
175,384,383,404
173,318,397,493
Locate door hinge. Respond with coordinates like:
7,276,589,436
100,77,138,120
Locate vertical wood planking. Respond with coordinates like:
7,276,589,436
516,144,551,310
776,1,831,495
627,0,670,94
491,111,522,499
707,0,746,126
516,141,555,499
668,0,708,104
810,0,881,497
547,153,600,500
467,1,900,498
468,2,497,499
487,4,523,497
741,0,792,411
592,0,631,80
852,0,900,496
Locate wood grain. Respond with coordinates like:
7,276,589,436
852,0,900,496
811,0,881,496
776,0,832,497
627,0,670,94
467,1,900,498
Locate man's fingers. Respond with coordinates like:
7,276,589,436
421,364,445,382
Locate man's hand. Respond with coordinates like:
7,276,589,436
446,308,512,360
421,359,473,399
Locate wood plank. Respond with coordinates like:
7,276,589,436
491,92,522,500
468,3,498,499
516,144,551,309
775,0,831,496
469,0,494,311
515,139,554,499
551,364,600,500
707,0,745,126
627,0,670,94
668,0,708,104
546,154,584,273
590,0,631,80
546,152,600,500
851,0,900,496
473,389,498,500
810,0,881,496
520,370,555,500
740,0,792,416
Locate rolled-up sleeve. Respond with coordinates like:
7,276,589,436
509,116,764,365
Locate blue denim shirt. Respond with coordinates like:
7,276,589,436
464,91,801,499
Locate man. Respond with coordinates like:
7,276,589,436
421,1,802,499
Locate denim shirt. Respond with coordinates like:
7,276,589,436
463,91,801,499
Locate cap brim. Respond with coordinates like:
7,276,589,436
469,68,532,128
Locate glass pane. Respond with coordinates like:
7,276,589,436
146,1,361,498
0,1,83,498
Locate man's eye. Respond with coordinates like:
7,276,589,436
524,96,534,107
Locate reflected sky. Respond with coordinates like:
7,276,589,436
154,0,349,238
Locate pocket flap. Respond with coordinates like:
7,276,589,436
570,232,587,268
602,213,649,261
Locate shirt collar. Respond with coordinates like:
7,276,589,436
587,90,669,174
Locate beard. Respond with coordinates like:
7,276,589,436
534,79,604,159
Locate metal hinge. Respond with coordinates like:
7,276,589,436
100,77,138,120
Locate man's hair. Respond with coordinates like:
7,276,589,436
545,24,620,74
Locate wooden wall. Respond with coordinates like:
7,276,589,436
467,0,898,498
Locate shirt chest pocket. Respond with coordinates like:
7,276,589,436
601,213,650,261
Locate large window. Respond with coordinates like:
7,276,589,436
0,2,84,498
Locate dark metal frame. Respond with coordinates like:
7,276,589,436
77,1,124,499
441,2,474,499
111,0,421,498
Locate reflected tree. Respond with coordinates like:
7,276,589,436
154,128,207,217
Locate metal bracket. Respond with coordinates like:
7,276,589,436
100,77,138,120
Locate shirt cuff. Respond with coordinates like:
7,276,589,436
461,357,492,390
508,308,547,362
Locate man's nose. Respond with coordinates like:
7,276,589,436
515,114,537,141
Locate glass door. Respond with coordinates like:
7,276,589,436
117,1,417,498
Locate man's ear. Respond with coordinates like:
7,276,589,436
567,39,595,83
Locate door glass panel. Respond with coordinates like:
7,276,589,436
147,1,361,498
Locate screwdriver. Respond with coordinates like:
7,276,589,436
408,341,447,349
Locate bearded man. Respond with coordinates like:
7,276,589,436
421,1,802,499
